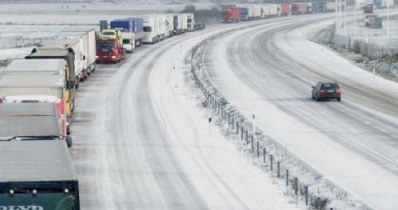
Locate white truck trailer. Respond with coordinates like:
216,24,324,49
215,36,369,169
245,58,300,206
187,13,195,31
58,29,96,77
143,15,160,44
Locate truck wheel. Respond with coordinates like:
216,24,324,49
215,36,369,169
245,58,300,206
66,136,73,148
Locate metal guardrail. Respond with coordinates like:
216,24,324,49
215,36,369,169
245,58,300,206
188,32,370,210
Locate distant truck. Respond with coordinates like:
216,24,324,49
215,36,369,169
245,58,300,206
281,3,291,16
110,17,144,52
1,59,75,119
31,39,88,83
58,29,97,77
187,13,195,31
96,37,125,63
165,14,174,37
173,14,183,34
364,4,374,13
143,15,160,43
0,141,79,209
0,102,72,147
222,7,241,23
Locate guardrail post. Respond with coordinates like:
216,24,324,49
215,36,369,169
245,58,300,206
294,177,298,195
270,155,273,171
257,142,260,157
263,148,266,163
285,170,289,186
304,186,308,205
277,161,280,178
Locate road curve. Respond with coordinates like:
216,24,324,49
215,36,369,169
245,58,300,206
201,15,398,209
70,20,301,210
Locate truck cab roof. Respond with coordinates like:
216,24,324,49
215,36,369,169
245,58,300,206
2,59,65,75
0,74,65,88
0,103,62,138
0,141,77,183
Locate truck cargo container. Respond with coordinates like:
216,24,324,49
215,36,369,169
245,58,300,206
181,13,189,32
222,7,241,23
0,59,76,119
252,4,262,19
311,2,326,13
157,14,167,40
165,14,174,37
281,3,291,16
239,7,250,20
143,15,160,43
25,46,78,90
173,14,183,34
187,13,195,31
261,4,270,18
110,17,144,51
326,1,335,12
0,141,79,209
292,3,309,15
0,103,72,147
59,29,96,77
96,37,125,63
28,38,86,84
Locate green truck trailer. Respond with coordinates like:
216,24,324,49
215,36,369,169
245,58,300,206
0,141,79,210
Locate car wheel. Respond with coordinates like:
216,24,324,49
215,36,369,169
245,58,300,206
316,97,320,101
337,97,341,102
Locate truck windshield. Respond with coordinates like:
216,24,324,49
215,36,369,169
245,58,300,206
97,42,115,50
102,31,115,36
143,26,152,32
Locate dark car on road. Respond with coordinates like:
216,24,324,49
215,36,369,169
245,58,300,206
311,81,342,101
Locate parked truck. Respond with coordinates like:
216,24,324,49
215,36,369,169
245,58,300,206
96,37,125,63
0,141,79,209
0,102,72,147
143,15,160,43
1,59,75,119
165,14,174,37
25,45,78,89
281,3,291,16
59,29,97,77
27,38,86,85
0,74,69,124
173,14,183,34
110,17,144,52
221,7,241,23
238,6,250,21
181,13,189,32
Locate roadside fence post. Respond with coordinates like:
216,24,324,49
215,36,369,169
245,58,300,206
277,161,280,178
257,141,260,157
270,155,273,171
286,170,289,186
263,148,266,163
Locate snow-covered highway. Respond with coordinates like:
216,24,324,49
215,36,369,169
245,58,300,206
70,20,302,210
200,15,398,209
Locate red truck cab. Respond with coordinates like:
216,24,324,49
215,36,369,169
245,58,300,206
96,38,125,64
222,8,241,23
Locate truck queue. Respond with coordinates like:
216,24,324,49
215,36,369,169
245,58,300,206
0,4,331,208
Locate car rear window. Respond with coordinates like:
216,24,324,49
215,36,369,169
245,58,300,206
321,83,339,90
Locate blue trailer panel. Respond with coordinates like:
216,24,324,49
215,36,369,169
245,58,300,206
110,17,144,33
239,7,249,20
